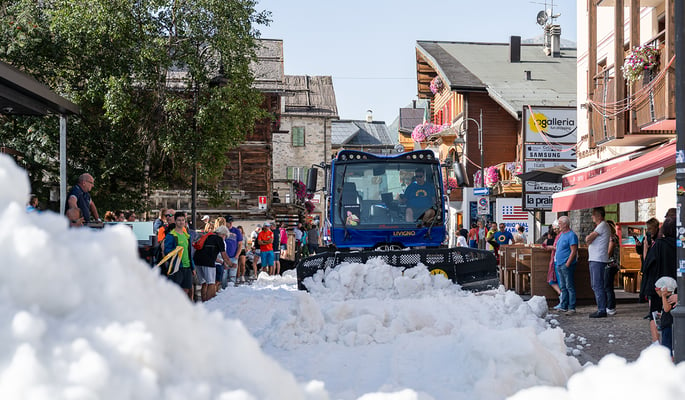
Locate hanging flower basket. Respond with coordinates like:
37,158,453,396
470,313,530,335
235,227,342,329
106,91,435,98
304,200,315,213
484,166,500,188
293,180,307,201
429,76,443,94
621,44,659,83
411,122,450,142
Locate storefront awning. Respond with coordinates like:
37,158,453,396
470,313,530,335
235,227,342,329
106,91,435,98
552,142,675,212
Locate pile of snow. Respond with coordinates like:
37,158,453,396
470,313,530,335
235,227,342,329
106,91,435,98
2,153,684,400
510,346,685,399
0,154,317,399
208,260,581,399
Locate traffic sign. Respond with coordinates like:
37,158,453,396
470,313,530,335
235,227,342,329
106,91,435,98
477,196,489,215
258,196,267,210
474,187,490,196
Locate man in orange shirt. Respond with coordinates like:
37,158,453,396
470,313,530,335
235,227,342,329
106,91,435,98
257,222,275,275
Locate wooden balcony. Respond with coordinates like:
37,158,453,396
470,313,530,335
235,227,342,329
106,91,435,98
589,65,624,145
630,32,676,134
589,34,675,147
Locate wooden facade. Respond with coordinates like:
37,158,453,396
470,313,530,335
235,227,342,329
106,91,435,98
221,93,278,212
588,0,676,148
415,46,525,193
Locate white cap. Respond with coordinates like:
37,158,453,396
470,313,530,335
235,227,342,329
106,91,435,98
202,215,210,221
655,276,677,292
264,222,271,227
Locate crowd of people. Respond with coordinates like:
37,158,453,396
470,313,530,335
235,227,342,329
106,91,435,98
41,174,681,355
452,206,678,358
540,207,678,357
153,210,324,303
454,220,527,251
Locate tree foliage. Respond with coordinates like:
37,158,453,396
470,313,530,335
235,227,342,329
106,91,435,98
0,0,270,213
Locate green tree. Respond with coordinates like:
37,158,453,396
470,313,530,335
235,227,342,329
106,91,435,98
0,0,270,214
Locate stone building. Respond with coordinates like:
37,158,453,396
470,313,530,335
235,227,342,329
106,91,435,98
273,75,339,215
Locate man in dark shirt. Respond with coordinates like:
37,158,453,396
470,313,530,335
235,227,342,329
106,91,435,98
403,168,436,223
66,173,99,223
193,225,231,301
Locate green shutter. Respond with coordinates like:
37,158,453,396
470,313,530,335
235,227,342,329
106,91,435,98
292,127,304,147
286,167,293,180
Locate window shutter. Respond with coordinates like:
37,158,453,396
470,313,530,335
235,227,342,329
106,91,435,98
292,127,305,147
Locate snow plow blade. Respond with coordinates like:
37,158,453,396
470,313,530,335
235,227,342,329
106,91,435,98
296,247,499,292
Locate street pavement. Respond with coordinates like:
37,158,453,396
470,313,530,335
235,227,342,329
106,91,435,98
546,299,654,364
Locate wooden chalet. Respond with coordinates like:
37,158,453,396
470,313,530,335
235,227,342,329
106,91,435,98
415,38,577,198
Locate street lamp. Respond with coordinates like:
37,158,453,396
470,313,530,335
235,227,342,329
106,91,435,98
457,109,484,187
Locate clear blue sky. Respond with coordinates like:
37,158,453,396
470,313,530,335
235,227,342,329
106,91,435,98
255,0,577,125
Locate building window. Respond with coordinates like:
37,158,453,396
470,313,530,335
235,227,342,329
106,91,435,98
292,126,305,147
287,166,308,182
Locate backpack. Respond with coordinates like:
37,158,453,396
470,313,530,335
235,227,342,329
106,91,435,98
193,232,215,250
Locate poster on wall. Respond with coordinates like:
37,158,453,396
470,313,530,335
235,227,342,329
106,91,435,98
496,198,534,243
523,106,577,144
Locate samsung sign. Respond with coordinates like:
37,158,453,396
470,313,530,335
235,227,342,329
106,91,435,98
523,107,577,144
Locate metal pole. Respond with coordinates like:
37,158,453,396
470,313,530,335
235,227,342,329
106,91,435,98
479,109,484,188
672,0,685,363
59,115,67,215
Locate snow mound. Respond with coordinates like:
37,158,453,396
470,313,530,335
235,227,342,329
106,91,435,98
0,154,319,400
208,260,582,399
508,346,685,399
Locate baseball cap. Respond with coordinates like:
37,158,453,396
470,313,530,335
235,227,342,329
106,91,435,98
655,276,677,292
264,222,271,227
202,215,210,221
225,215,234,222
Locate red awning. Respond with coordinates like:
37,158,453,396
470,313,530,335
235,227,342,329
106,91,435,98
552,142,675,212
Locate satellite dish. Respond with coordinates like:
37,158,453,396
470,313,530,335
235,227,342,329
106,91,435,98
394,144,405,153
536,10,548,26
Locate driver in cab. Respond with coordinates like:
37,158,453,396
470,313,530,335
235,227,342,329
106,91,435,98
403,168,436,224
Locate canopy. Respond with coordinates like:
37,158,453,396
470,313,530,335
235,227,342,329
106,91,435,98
517,165,571,183
1,60,80,215
552,142,675,212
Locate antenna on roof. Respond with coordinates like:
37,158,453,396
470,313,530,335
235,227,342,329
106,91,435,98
530,0,560,27
536,10,548,26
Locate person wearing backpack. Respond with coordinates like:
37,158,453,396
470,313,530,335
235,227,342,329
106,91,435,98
193,226,231,301
163,212,196,300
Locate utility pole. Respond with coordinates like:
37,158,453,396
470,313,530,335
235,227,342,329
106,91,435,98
479,109,484,188
673,0,685,363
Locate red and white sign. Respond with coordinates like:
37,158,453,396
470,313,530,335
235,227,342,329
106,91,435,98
258,196,267,210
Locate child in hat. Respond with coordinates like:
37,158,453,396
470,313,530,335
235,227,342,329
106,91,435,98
654,276,678,355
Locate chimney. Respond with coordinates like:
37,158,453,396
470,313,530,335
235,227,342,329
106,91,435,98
366,109,373,122
524,70,532,81
412,100,417,109
550,24,561,57
509,35,521,63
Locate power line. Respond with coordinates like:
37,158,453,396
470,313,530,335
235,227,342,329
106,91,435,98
332,76,415,80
